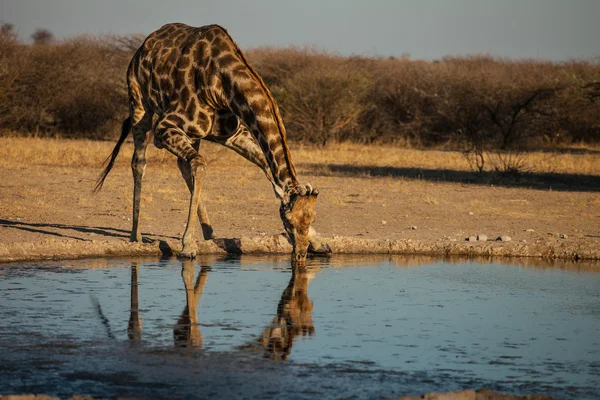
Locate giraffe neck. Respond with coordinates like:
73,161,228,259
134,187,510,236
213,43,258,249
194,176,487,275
230,76,298,197
212,27,299,200
249,99,298,195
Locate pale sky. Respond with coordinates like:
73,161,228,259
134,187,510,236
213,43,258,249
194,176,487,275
1,0,599,61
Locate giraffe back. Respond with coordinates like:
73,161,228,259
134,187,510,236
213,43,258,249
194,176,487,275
129,23,297,185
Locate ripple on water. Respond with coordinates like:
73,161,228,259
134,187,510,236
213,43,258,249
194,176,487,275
0,255,599,399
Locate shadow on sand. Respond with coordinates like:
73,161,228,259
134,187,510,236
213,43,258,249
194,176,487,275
0,219,177,243
302,163,600,192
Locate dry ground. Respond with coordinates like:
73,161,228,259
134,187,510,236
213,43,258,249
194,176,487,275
0,137,599,262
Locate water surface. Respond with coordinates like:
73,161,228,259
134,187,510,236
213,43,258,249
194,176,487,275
1,255,599,399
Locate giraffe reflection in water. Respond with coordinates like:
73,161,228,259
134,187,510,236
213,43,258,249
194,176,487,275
127,260,210,347
260,264,315,360
127,258,316,357
127,262,142,341
173,260,210,347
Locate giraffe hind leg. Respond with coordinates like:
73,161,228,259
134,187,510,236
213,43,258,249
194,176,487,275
130,111,153,243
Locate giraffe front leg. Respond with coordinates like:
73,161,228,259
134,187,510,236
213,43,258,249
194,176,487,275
210,123,331,255
155,121,208,258
177,155,216,240
179,154,208,258
217,126,285,200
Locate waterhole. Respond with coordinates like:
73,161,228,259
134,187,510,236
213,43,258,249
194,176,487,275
1,255,599,399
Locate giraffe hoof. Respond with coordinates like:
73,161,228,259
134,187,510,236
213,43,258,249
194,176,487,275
130,234,143,242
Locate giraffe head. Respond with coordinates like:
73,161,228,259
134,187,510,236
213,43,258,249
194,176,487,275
281,185,319,264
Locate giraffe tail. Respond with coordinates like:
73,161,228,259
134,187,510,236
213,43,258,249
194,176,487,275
94,116,132,194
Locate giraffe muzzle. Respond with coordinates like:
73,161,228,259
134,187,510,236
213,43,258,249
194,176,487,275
293,250,308,264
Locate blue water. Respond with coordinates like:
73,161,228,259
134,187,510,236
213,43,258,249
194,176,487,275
1,255,599,399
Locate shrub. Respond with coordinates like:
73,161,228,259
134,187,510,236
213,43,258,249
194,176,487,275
0,33,133,138
279,56,372,145
49,37,130,137
1,26,599,149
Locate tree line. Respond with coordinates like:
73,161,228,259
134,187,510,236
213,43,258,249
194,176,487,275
1,24,599,155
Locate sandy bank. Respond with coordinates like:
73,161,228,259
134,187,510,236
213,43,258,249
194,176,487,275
1,234,598,264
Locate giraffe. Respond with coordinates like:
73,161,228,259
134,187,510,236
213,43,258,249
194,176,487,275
95,23,331,263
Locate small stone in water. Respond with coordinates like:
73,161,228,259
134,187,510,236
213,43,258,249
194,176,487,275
526,228,535,232
497,235,512,242
382,220,387,225
467,236,477,242
411,226,417,230
558,233,567,239
477,234,488,242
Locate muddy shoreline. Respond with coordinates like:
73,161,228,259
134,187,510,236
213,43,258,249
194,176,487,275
1,234,598,264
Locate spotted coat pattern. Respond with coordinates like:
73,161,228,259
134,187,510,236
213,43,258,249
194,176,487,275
96,23,328,261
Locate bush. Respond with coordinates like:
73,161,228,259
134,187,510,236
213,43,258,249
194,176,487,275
49,37,130,137
279,55,372,145
1,26,599,149
0,32,132,138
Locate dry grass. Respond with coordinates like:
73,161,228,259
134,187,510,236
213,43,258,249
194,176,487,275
291,142,600,176
0,136,175,168
1,137,599,177
2,32,599,147
1,136,599,263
